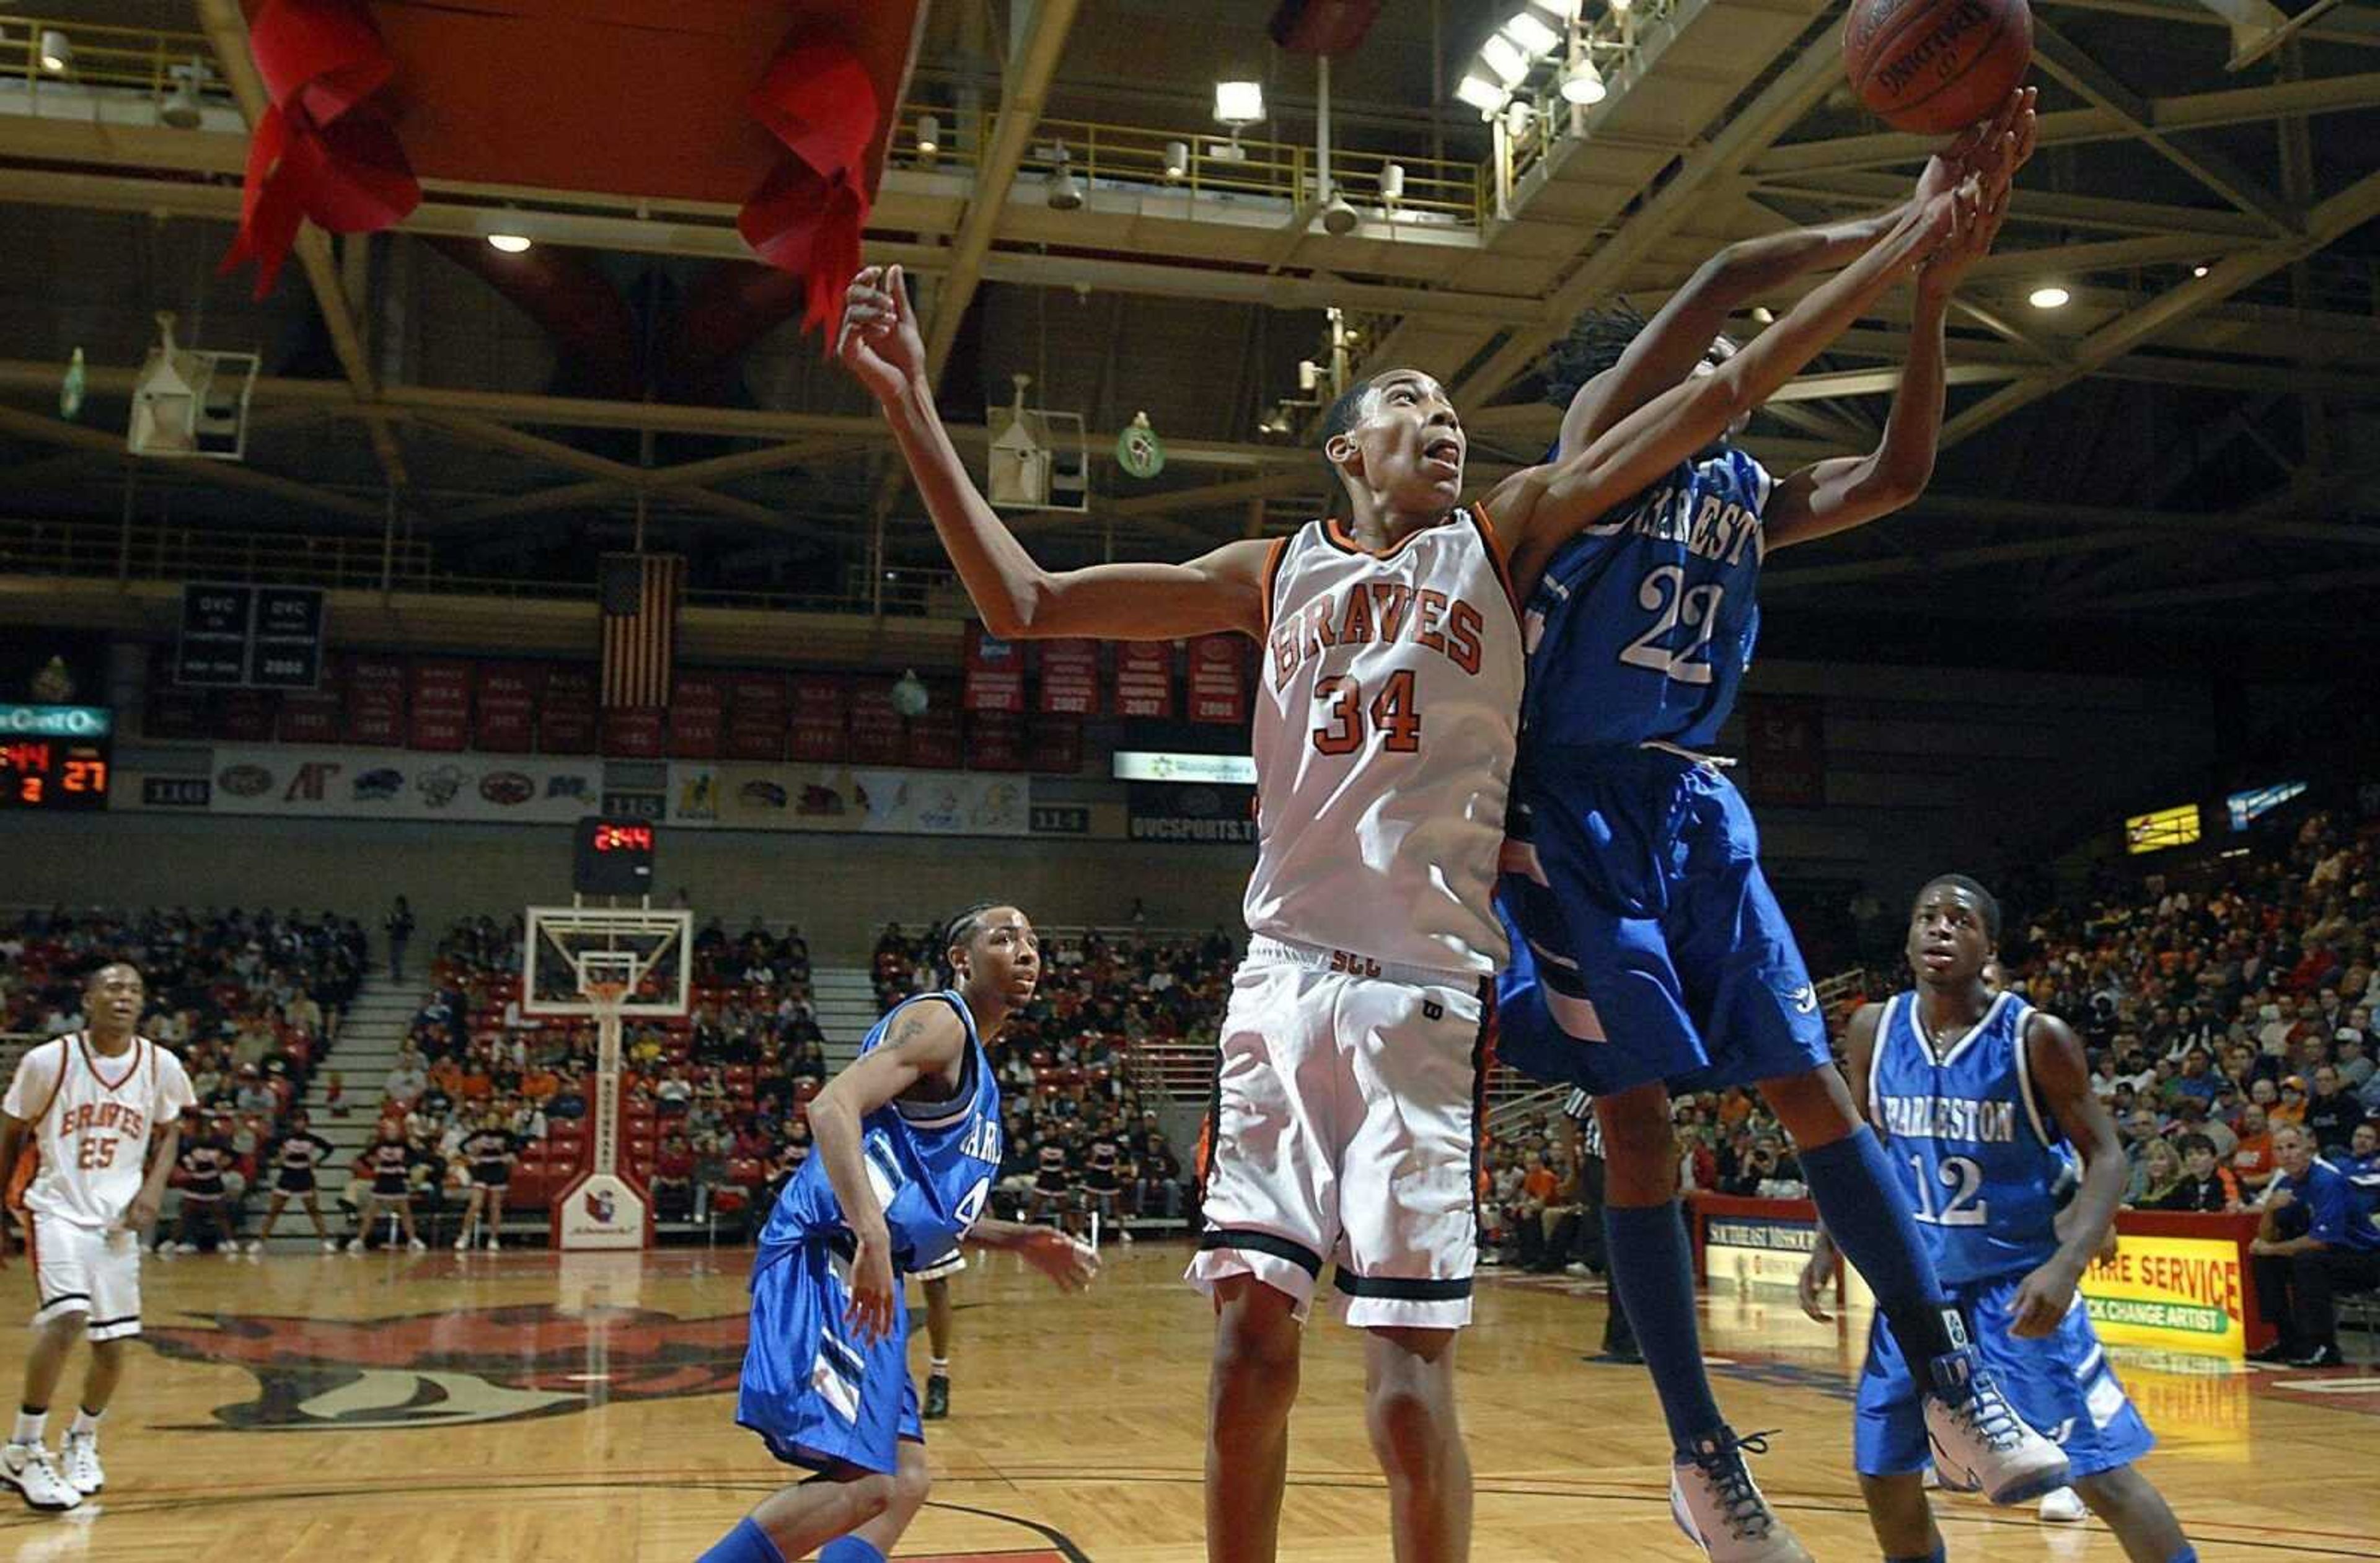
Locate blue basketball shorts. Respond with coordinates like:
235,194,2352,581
1494,746,1829,1097
1855,1272,2154,1481
735,1237,923,1475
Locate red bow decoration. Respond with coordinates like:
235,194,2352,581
738,38,879,349
220,0,420,299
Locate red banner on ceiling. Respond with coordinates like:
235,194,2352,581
668,673,725,759
1186,634,1249,724
408,659,472,752
848,681,905,765
219,689,278,744
540,664,599,755
726,670,790,762
346,654,407,747
1026,715,1083,776
1741,695,1827,809
1114,641,1175,720
967,711,1024,772
789,674,850,763
907,682,963,769
964,624,1026,713
1038,638,1100,716
474,662,544,754
277,658,345,745
601,708,666,759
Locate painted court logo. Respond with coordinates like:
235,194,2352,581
586,1187,618,1224
145,1303,750,1430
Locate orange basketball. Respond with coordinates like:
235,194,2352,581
1844,0,2032,135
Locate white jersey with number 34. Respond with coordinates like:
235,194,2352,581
1244,508,1523,976
3,1036,193,1230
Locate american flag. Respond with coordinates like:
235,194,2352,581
599,553,682,709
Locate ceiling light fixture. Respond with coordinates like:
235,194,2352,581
1479,33,1530,86
1163,139,1189,180
1047,143,1083,211
1502,9,1563,56
2028,284,2071,309
487,232,532,253
159,59,208,129
915,113,940,156
1380,163,1406,204
2191,263,2210,278
1213,80,1265,128
1454,74,1510,116
38,29,70,73
1321,192,1359,235
1559,58,1606,104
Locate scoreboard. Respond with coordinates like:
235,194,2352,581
0,706,114,811
0,739,110,811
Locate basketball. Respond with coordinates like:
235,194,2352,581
1844,0,2034,134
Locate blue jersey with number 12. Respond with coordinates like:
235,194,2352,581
1522,448,1772,751
1867,990,2065,1288
758,991,1002,1272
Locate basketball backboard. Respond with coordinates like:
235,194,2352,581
521,906,692,1018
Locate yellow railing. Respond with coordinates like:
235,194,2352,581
1,17,232,105
889,105,1488,229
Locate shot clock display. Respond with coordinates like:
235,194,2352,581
573,816,657,895
0,707,113,811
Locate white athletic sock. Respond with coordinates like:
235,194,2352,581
928,1357,949,1375
66,1408,99,1441
12,1409,45,1448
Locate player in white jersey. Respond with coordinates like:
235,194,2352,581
837,195,1975,1559
0,962,194,1512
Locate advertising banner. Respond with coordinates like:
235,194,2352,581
170,746,602,824
1127,781,1255,844
2080,1232,2251,1358
664,764,1031,837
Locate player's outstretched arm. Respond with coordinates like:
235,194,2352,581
963,1218,1100,1291
2006,1011,2125,1337
1499,187,1974,596
1556,90,2034,462
807,997,969,1344
1766,100,2032,551
839,266,1271,642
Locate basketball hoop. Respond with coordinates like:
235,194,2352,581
583,979,630,1019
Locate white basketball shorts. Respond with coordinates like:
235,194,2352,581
25,1215,143,1342
1186,935,1486,1330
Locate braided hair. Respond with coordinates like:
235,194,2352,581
937,901,1005,986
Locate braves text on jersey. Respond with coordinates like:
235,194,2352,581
1246,509,1524,975
2,1036,194,1229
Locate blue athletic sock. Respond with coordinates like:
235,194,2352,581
2167,1549,2198,1563
1800,1130,1961,1365
1604,1201,1726,1456
697,1517,786,1563
819,1539,886,1563
1883,1547,1945,1563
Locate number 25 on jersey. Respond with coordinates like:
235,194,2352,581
1312,670,1421,755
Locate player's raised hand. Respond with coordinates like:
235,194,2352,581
1018,1226,1100,1293
836,265,928,405
1915,87,2036,206
1890,177,1981,273
844,1226,899,1344
2007,1256,2081,1339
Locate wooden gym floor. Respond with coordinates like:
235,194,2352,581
2,1239,2373,1561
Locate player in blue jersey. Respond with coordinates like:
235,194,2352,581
1797,876,2194,1563
1491,92,2062,1562
697,904,1098,1563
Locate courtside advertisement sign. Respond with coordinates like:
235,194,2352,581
1703,1213,1875,1310
2081,1233,2247,1357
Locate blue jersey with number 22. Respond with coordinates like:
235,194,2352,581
1521,448,1772,751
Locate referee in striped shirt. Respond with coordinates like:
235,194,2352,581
1562,1090,1640,1364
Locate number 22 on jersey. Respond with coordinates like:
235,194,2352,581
1617,565,1724,685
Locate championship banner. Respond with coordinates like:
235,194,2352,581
155,744,601,823
1742,695,1826,809
531,665,596,755
600,708,666,759
1186,633,1248,724
726,671,791,762
848,681,904,765
346,655,407,747
1115,641,1174,720
2080,1230,2252,1358
788,674,849,763
276,684,343,746
964,625,1026,713
906,683,963,770
408,659,472,752
668,674,725,759
665,762,1031,837
474,663,544,754
1038,638,1099,716
968,711,1025,772
219,688,277,744
1026,715,1083,776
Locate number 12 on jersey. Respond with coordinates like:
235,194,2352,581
1909,1153,1989,1226
1313,670,1421,755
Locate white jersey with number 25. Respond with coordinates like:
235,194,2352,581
3,1036,193,1230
